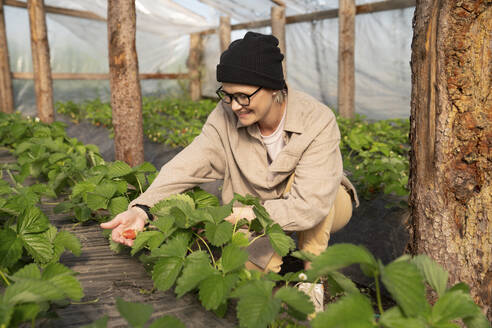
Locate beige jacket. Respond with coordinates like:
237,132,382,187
130,88,358,267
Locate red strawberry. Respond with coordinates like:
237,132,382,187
122,229,136,240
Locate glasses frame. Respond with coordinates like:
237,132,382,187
216,86,263,106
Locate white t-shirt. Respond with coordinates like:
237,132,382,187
261,109,287,162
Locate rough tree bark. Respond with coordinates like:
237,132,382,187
271,5,287,77
338,0,355,119
188,32,203,101
409,0,491,319
28,0,54,123
0,0,14,114
219,16,231,53
107,0,144,167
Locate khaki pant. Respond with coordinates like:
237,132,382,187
245,174,353,273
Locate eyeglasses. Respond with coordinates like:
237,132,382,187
216,86,262,106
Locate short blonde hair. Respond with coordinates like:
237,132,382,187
273,89,287,104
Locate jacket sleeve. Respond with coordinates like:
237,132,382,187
129,110,226,209
263,116,343,231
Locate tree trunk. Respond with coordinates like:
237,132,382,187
409,0,491,320
188,32,203,101
27,0,54,123
0,0,14,114
271,5,287,78
219,16,231,53
338,0,355,119
107,0,144,167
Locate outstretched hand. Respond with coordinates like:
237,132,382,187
100,207,148,247
224,206,256,225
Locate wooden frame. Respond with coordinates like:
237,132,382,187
12,72,189,80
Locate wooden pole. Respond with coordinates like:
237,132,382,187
338,0,355,119
188,32,203,101
271,5,287,78
219,16,231,53
5,0,105,21
27,0,54,123
107,0,144,167
0,0,14,113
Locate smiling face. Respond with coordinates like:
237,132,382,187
221,83,282,133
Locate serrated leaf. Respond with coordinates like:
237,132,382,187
199,272,238,310
53,201,75,214
412,255,448,297
148,315,185,328
170,207,187,228
266,224,295,257
12,263,41,280
116,297,153,327
0,229,23,269
232,280,281,328
42,264,84,301
379,306,426,328
113,180,128,195
53,230,82,261
152,257,184,292
133,162,156,173
206,204,232,224
17,206,50,235
311,293,374,328
231,231,250,248
86,193,108,210
291,250,317,262
151,215,176,238
109,196,129,216
107,161,132,178
187,187,220,208
131,231,163,255
308,243,378,280
95,183,117,199
21,232,54,263
175,251,214,298
221,244,248,274
381,260,429,317
205,221,233,247
150,232,190,259
10,303,41,328
325,271,360,295
3,280,64,305
274,286,315,318
431,289,481,324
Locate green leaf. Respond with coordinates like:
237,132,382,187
231,231,250,248
205,221,233,247
170,207,187,228
133,162,156,173
148,315,185,328
187,187,220,208
231,280,281,328
311,293,374,328
308,243,378,280
381,260,429,317
0,229,23,269
412,255,448,297
198,272,238,310
9,303,41,328
107,161,132,179
431,290,481,324
266,224,295,257
109,197,129,216
52,230,82,261
131,231,163,256
95,183,117,199
12,263,41,280
17,206,50,235
291,250,317,262
116,297,153,327
21,232,54,264
274,286,315,318
151,215,176,239
152,257,184,292
379,306,426,328
3,280,64,305
325,271,361,295
150,232,190,259
175,251,214,298
80,316,108,328
86,193,109,210
113,180,128,195
206,204,232,224
42,263,84,301
221,244,249,274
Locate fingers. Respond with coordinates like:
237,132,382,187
100,214,123,229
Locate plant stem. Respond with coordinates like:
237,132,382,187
374,274,384,315
193,232,216,268
249,233,265,246
136,176,143,194
0,270,10,286
71,298,100,304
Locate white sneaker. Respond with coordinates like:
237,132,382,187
296,282,324,314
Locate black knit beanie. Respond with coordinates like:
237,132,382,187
216,31,285,90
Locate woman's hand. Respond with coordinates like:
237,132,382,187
100,207,148,247
224,206,256,225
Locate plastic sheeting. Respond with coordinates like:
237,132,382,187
4,0,413,119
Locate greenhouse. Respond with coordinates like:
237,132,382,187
0,0,490,327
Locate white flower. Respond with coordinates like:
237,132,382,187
35,117,40,122
298,273,307,281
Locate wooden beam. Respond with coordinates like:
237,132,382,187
199,0,415,35
12,72,189,80
271,6,286,78
108,0,144,167
28,0,54,123
188,33,203,101
5,0,105,21
219,16,231,53
0,0,14,113
338,0,355,119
